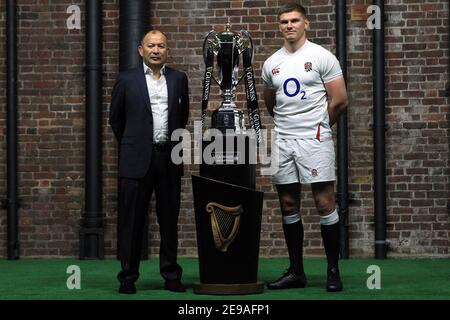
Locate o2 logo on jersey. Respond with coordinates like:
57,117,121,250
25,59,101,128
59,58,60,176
283,78,307,100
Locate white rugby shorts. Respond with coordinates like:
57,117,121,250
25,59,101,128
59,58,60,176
271,137,336,185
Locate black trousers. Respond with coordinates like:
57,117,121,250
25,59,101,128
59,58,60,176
117,149,182,284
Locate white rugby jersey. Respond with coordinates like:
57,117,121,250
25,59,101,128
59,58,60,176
262,40,343,139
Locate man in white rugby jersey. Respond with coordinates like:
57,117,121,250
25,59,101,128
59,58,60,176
262,2,348,292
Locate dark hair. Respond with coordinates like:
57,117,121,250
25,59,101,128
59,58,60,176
278,2,307,19
139,29,168,46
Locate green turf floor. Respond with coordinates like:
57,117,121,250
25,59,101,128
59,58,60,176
0,258,449,300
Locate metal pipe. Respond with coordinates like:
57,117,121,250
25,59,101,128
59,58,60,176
373,0,388,259
118,0,150,259
80,0,104,259
447,0,450,97
335,0,349,259
119,0,150,71
6,0,19,260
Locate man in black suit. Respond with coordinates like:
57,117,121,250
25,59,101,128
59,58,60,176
109,30,189,294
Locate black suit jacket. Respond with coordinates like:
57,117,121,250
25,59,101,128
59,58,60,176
109,65,189,179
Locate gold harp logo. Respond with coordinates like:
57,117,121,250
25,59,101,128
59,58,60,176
206,202,243,252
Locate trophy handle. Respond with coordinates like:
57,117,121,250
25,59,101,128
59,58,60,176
202,30,216,63
234,30,254,85
236,72,247,85
239,30,254,61
203,30,222,86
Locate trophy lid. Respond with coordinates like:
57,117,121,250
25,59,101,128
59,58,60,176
220,23,237,38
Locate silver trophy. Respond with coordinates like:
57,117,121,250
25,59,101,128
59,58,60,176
194,28,264,298
201,24,262,139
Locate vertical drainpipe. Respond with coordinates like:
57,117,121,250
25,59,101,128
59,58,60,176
118,0,150,259
336,0,350,259
447,1,450,98
373,0,388,259
119,0,150,71
446,0,450,223
6,0,19,260
80,0,104,259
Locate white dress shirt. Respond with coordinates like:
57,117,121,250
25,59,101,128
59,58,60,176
143,63,169,144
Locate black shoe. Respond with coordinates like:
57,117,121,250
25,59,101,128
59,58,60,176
326,267,343,292
119,282,136,294
267,269,307,290
165,279,186,292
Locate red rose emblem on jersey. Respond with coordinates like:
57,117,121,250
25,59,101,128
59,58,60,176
272,67,280,75
304,62,312,72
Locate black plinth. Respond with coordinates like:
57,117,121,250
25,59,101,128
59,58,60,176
192,133,264,295
192,175,264,295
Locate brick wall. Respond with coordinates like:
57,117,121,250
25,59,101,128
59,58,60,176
0,0,449,258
